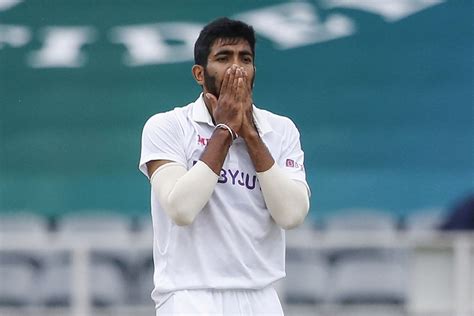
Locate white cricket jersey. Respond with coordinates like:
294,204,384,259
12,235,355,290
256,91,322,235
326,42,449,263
139,94,309,304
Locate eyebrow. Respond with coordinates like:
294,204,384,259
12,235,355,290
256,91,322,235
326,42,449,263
213,49,253,57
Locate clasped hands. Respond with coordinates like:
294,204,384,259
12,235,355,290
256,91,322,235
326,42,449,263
205,64,257,140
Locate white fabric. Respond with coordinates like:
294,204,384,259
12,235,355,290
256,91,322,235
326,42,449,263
139,94,309,304
155,286,283,315
151,161,218,226
257,163,310,229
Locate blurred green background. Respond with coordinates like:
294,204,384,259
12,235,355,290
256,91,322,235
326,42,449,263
0,0,472,220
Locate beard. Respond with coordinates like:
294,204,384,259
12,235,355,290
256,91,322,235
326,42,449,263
203,67,255,99
203,69,219,98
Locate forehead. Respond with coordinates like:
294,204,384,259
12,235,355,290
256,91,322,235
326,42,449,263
210,37,252,54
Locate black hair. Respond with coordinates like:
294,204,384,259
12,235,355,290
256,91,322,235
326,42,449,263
194,17,256,67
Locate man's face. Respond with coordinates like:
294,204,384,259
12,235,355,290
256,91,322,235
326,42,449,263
203,38,255,98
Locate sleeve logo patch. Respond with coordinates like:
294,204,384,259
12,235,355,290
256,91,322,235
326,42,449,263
285,159,301,168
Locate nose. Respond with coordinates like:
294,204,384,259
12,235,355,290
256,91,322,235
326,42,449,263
231,55,247,68
232,59,242,67
231,61,245,70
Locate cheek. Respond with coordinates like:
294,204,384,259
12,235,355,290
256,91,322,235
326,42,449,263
245,66,255,80
213,71,226,86
213,71,222,81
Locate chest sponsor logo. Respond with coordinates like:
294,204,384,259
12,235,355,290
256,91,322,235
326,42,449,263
193,160,257,190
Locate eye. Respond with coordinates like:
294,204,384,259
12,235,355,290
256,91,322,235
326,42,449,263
242,56,253,64
216,56,228,62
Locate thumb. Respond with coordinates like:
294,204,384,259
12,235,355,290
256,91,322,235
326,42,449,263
205,93,217,102
205,93,218,110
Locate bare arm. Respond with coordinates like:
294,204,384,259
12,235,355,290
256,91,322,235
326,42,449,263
146,66,245,225
239,71,310,229
146,126,232,178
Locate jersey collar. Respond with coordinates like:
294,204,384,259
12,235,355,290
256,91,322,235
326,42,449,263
192,94,214,126
191,94,272,136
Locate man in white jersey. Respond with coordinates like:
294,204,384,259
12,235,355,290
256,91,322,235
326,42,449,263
139,17,310,315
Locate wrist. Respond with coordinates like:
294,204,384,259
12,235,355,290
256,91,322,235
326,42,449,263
241,128,259,141
215,123,238,141
211,126,233,146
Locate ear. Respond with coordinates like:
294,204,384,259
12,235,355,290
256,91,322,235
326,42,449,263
192,65,205,86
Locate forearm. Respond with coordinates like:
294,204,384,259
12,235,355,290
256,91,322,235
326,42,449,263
243,132,274,172
151,161,217,225
151,128,232,226
257,163,310,229
200,127,233,174
243,133,309,229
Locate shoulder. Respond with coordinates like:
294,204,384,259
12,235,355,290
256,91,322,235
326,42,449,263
143,103,192,132
255,107,300,135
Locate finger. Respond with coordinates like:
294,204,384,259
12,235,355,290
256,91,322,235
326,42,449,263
242,69,252,94
226,66,237,99
205,93,218,112
236,68,245,101
238,71,250,107
232,67,241,100
237,77,244,93
238,69,246,96
220,67,232,97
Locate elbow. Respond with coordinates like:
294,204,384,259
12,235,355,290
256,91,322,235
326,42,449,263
277,210,308,230
168,207,196,226
151,160,217,226
171,212,195,226
166,198,197,226
272,196,310,230
258,168,311,230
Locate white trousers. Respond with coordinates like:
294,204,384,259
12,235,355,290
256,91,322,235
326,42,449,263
155,286,284,316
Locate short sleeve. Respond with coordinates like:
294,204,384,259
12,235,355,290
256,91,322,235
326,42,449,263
138,111,187,178
277,118,311,196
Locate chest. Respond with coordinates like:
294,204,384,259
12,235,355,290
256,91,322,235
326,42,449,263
183,123,280,193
